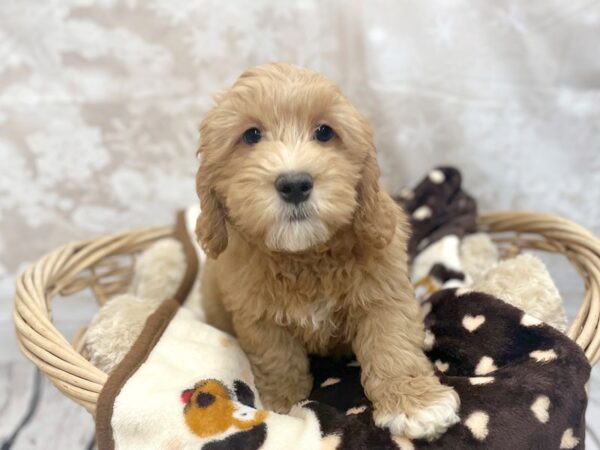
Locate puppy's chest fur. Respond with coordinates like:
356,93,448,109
220,249,369,354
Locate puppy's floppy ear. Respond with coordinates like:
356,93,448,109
195,124,229,258
196,164,228,258
353,149,397,249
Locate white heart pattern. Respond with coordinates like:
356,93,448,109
463,314,486,332
560,428,579,449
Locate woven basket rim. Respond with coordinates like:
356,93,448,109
13,211,600,415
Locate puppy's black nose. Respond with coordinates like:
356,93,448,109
275,172,313,204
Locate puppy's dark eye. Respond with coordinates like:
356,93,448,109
314,124,335,142
242,127,261,145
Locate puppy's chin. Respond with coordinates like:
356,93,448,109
265,218,330,253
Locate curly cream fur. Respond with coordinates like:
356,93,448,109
197,63,459,440
472,254,567,331
84,294,161,373
459,233,499,282
129,238,188,300
84,238,190,373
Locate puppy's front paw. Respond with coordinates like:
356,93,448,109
258,373,313,414
372,378,460,441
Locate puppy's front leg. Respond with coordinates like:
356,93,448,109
232,314,313,413
353,296,460,440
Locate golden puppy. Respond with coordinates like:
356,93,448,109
196,63,459,440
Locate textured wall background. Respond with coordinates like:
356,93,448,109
1,0,599,347
0,0,600,306
1,1,599,447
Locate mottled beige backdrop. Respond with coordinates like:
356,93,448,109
2,0,600,343
1,1,600,447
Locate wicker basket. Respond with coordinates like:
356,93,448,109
13,211,600,417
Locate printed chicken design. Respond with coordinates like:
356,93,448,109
181,379,268,438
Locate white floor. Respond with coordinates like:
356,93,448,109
2,251,599,449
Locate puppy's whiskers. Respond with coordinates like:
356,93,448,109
289,206,310,222
280,202,314,222
265,202,329,252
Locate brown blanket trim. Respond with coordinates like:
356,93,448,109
172,210,200,305
95,211,199,450
95,299,180,450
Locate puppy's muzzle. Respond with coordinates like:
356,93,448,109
275,172,313,205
